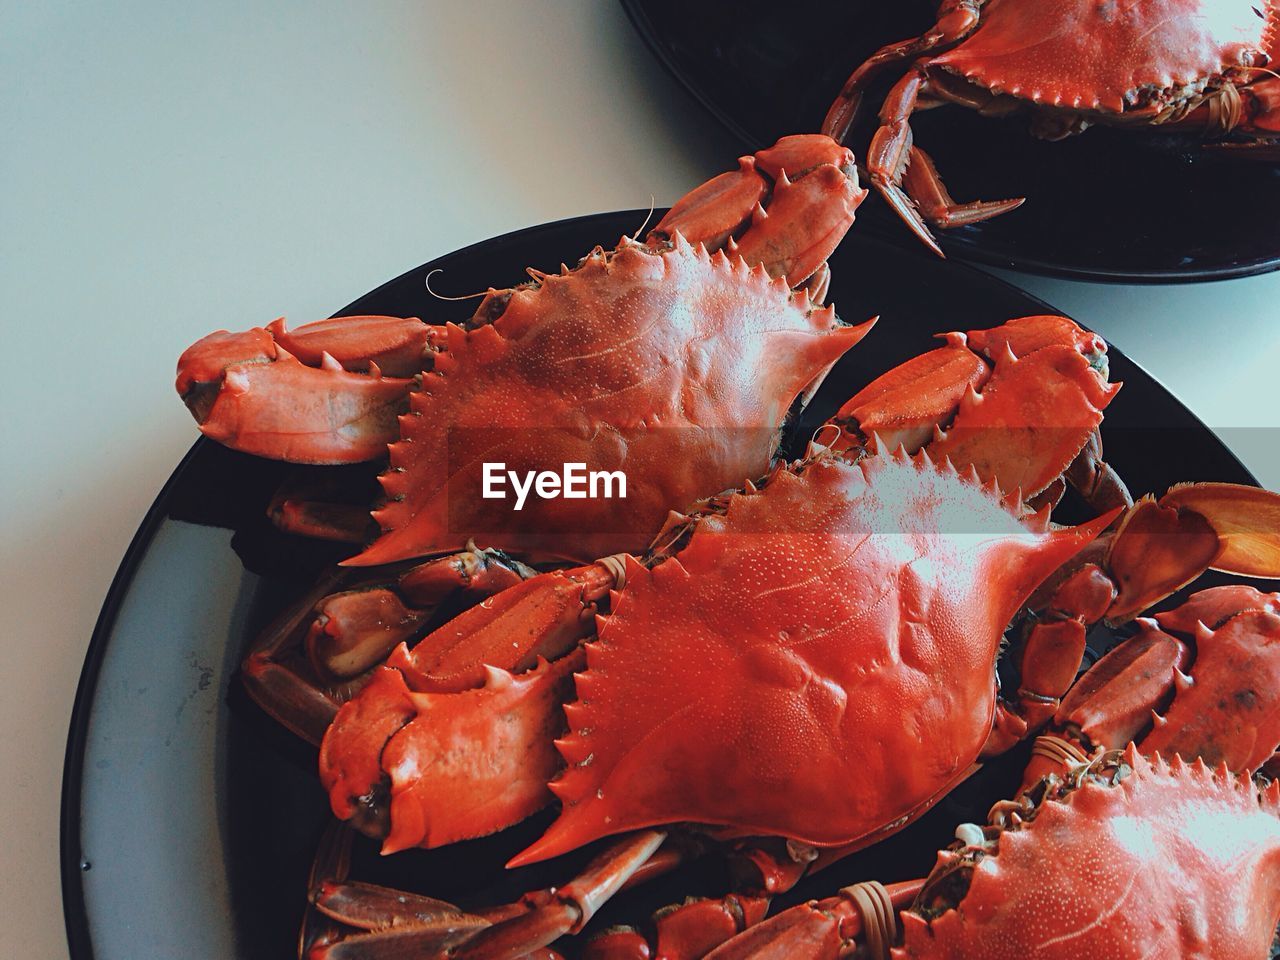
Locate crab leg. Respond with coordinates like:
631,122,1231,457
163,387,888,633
266,471,379,543
241,546,534,745
581,894,771,960
855,64,1023,257
300,821,522,960
424,831,668,960
299,821,353,959
307,835,707,960
309,831,667,960
901,144,1025,231
823,0,987,143
1225,74,1280,155
241,567,371,745
989,483,1280,760
1159,74,1280,150
569,838,821,960
699,880,924,960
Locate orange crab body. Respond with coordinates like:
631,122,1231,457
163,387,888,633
895,751,1280,959
270,312,1280,960
826,0,1280,252
503,451,1111,863
175,135,869,564
357,236,867,565
930,0,1270,117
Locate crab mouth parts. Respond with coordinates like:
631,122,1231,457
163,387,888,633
913,751,1134,919
348,780,392,840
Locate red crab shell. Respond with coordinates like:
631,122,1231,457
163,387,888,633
514,450,1112,865
896,749,1280,959
349,235,871,566
931,0,1272,112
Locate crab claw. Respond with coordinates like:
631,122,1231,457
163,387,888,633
175,315,429,463
650,134,866,292
1106,483,1280,622
319,651,584,853
829,315,1121,509
319,561,617,850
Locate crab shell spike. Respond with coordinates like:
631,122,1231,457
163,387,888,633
258,314,432,377
1000,487,1024,513
512,452,1117,866
482,663,514,690
965,315,1104,365
1026,502,1053,533
348,239,875,566
899,740,1280,959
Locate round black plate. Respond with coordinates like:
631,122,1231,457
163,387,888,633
621,0,1280,283
63,211,1260,959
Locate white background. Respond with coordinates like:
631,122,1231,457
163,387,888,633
4,3,1279,956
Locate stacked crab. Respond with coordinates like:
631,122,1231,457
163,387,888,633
822,0,1280,253
176,135,1280,959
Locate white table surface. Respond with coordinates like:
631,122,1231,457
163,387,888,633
4,3,1279,956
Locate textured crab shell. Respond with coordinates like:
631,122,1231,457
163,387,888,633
896,749,1280,959
931,0,1271,112
513,450,1112,865
349,235,870,566
1143,605,1280,773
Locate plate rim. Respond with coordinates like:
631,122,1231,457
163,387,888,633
60,440,207,960
60,209,1261,959
618,0,1280,285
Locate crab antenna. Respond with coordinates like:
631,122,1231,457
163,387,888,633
632,195,657,241
424,268,491,302
1242,64,1280,83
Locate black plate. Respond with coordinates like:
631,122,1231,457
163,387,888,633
621,0,1280,283
63,211,1261,959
